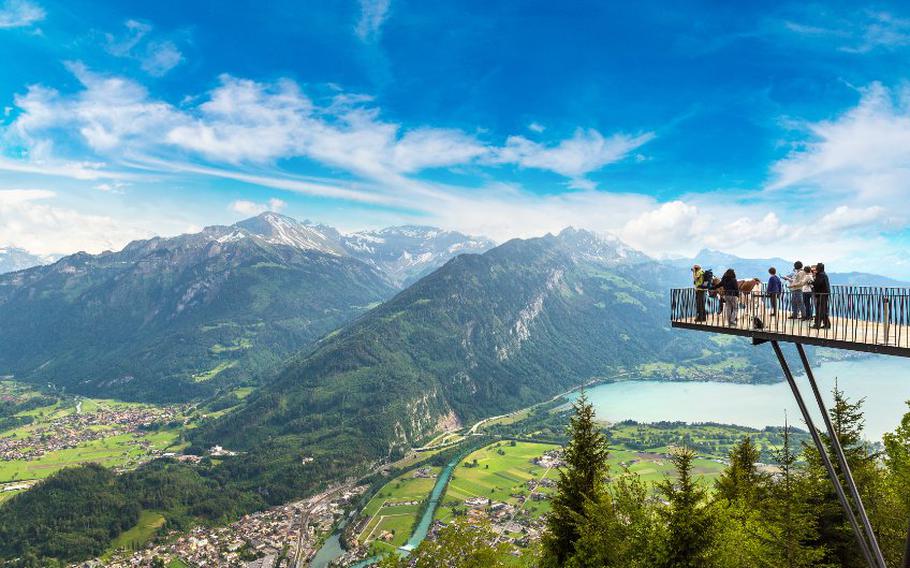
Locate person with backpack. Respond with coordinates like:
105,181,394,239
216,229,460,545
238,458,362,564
812,262,831,329
767,267,782,317
692,265,709,322
720,268,739,326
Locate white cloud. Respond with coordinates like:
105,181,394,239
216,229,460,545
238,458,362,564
105,20,183,76
0,188,55,204
528,122,545,133
93,181,129,193
769,82,910,220
0,189,150,255
7,67,650,193
493,129,655,188
141,40,183,76
620,201,704,251
10,62,185,154
780,10,910,54
355,0,391,42
229,197,286,216
818,205,886,231
0,0,44,29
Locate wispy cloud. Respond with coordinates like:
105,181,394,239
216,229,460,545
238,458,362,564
0,188,152,254
229,198,286,216
5,65,650,193
769,81,910,218
105,19,184,76
781,9,910,54
355,0,391,42
0,0,43,29
492,129,655,189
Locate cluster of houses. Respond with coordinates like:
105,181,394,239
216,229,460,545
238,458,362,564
0,404,183,462
532,449,565,469
81,486,367,568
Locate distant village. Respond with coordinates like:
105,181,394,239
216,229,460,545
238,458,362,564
0,404,184,462
78,485,366,568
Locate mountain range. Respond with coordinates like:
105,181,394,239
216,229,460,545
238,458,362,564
0,213,489,401
191,228,768,474
0,246,60,274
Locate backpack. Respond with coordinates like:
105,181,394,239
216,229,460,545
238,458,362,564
700,269,714,289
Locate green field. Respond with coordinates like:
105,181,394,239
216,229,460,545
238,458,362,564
357,466,442,551
104,510,166,558
436,441,560,523
0,429,185,483
0,387,189,483
607,447,725,485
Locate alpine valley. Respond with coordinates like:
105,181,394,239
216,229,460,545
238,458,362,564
0,213,492,401
0,213,863,565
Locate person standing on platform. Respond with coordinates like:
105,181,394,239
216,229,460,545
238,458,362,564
720,268,739,326
692,265,707,322
783,261,804,319
802,266,815,321
767,267,782,316
812,263,831,329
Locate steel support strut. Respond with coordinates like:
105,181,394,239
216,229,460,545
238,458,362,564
904,522,910,568
770,341,880,568
795,344,888,568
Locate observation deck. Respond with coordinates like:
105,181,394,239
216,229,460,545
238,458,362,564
671,284,910,568
670,286,910,357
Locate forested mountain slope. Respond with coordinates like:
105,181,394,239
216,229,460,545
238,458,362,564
193,229,766,466
0,216,394,401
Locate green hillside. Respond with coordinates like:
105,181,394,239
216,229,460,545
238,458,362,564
0,225,394,402
192,229,767,475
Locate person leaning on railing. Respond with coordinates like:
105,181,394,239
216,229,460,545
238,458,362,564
767,267,782,317
812,263,831,329
783,261,805,319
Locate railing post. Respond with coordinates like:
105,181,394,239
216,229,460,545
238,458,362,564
883,295,891,345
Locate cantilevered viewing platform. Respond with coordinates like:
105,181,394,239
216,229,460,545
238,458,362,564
670,286,910,357
671,284,910,568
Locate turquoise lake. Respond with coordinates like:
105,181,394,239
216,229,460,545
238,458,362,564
577,356,910,441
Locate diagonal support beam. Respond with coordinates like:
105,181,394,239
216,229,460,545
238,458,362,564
904,522,910,568
796,344,888,568
770,341,879,568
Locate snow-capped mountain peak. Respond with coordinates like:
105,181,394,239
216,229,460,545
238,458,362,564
233,212,347,255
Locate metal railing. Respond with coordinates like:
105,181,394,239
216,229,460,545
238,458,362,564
670,286,910,350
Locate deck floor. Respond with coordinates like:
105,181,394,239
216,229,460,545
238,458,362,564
672,310,910,356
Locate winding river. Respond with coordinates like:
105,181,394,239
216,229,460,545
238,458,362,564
311,450,469,567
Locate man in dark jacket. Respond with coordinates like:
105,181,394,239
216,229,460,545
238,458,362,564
812,263,831,329
767,267,782,316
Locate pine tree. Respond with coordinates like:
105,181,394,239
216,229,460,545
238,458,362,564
655,447,715,568
802,383,878,567
763,419,826,567
541,391,610,567
568,470,661,568
714,436,767,504
881,401,910,565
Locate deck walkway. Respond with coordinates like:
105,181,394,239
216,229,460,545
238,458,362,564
670,287,910,357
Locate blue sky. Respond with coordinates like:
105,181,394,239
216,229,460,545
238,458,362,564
2,1,910,276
